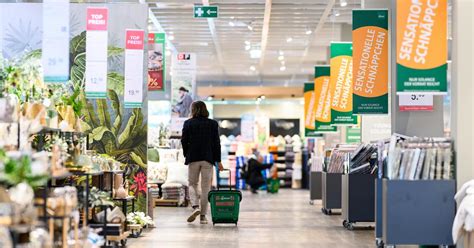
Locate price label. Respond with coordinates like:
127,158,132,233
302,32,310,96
42,0,70,83
399,94,433,111
124,29,145,108
85,7,108,99
85,61,107,98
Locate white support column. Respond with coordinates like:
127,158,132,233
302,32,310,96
452,0,474,187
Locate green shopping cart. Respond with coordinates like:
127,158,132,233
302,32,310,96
208,169,242,225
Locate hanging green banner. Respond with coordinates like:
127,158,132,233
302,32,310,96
314,66,337,133
346,126,361,144
329,42,357,125
352,9,389,114
396,0,447,94
148,32,166,91
304,82,322,137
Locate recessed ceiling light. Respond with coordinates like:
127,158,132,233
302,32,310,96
250,65,256,71
250,49,262,59
247,25,253,31
280,66,286,71
305,30,312,35
229,21,235,27
340,0,348,7
230,16,235,19
278,55,284,61
279,50,284,56
245,45,251,51
168,35,175,41
334,10,341,17
245,40,250,45
286,37,293,43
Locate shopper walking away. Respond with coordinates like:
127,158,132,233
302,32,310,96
243,155,273,194
181,101,224,224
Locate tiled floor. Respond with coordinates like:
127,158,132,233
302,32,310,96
129,189,376,247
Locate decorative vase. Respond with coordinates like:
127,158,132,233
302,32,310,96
115,184,127,199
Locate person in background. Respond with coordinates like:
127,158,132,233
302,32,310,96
173,87,193,118
181,101,224,224
244,155,273,194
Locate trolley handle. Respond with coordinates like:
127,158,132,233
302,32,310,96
217,168,233,190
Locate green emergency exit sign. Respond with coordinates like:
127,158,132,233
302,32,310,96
194,5,219,18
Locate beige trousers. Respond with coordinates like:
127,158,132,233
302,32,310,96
188,161,213,215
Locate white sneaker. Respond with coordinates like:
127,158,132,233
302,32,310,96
200,215,208,224
187,209,201,223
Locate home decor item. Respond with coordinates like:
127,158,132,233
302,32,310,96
0,94,19,122
115,184,128,199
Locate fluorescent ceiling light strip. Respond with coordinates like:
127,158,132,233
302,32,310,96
148,8,177,53
290,0,336,83
203,0,226,76
259,0,272,68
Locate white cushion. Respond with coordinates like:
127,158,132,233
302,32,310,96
165,163,188,186
148,161,168,183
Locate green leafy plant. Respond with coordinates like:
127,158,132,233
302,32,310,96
89,187,114,208
0,153,49,188
126,212,153,227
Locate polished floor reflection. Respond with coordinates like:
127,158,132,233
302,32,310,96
129,189,375,248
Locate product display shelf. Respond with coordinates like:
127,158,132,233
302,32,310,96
70,171,104,226
301,148,310,189
375,178,384,247
381,179,455,247
309,171,322,204
321,172,342,215
341,174,376,230
113,196,136,231
270,150,293,188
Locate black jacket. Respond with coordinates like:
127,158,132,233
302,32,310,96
181,117,221,165
244,158,273,188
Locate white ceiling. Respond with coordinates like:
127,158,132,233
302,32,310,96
148,0,361,87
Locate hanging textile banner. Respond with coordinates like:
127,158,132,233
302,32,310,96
85,7,108,99
124,29,145,108
304,82,318,137
329,42,357,125
346,126,361,144
170,53,196,136
42,0,70,83
148,33,166,91
314,66,337,133
352,9,389,114
396,0,447,94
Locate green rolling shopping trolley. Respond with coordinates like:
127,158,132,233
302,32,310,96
208,169,242,225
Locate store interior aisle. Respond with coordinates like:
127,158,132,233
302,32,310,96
129,189,373,248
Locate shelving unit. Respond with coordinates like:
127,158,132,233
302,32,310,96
381,179,455,247
270,150,293,188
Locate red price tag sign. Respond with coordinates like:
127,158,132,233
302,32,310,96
126,30,145,50
86,7,108,31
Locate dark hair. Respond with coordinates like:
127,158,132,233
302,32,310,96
179,87,189,92
191,101,209,118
